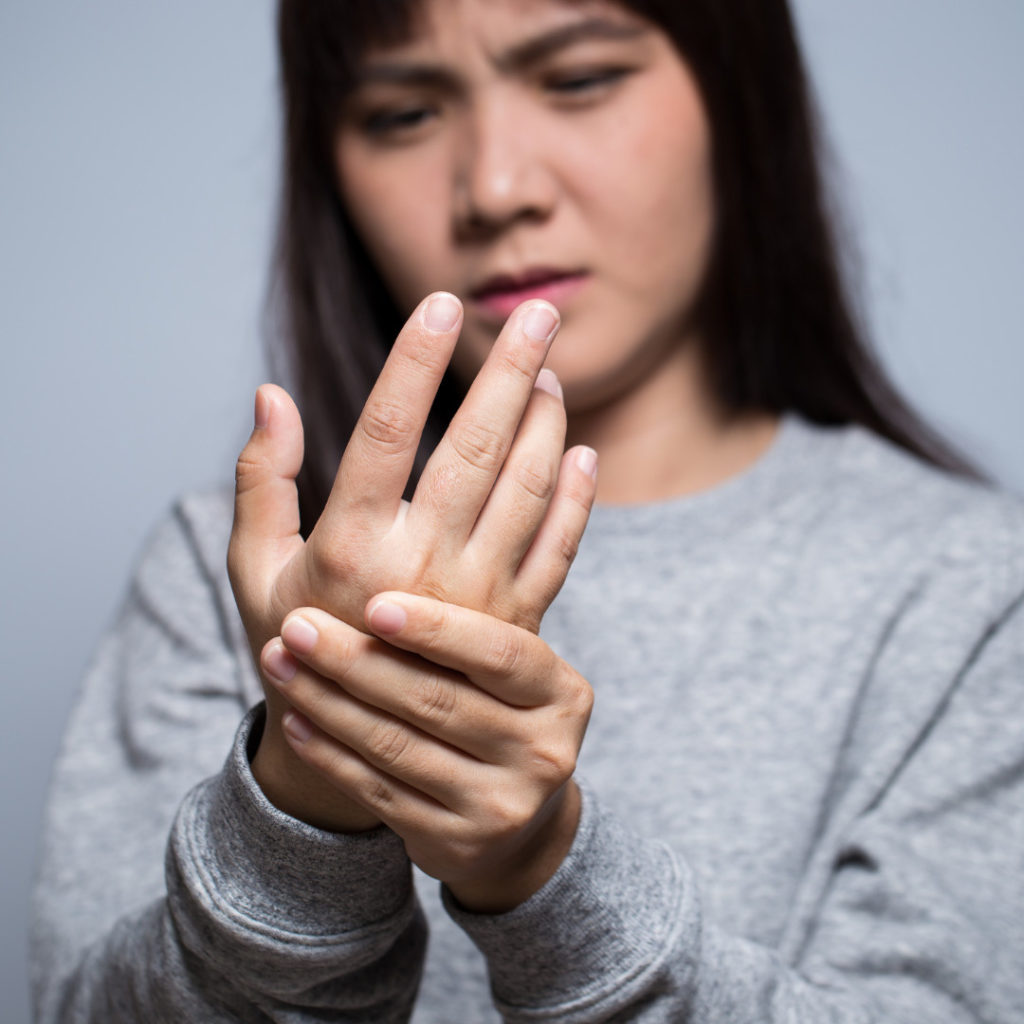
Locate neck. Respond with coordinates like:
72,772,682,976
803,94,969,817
565,344,779,505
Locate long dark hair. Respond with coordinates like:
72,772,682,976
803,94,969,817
271,0,980,535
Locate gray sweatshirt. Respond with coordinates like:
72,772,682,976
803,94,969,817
32,416,1024,1022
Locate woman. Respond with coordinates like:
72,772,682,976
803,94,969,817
32,0,1024,1021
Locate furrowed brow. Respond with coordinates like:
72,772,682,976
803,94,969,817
354,18,648,88
355,64,458,90
498,18,648,71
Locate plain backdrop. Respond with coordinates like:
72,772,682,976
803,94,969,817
1,3,1021,1020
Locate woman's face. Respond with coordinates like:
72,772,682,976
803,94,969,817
335,0,714,411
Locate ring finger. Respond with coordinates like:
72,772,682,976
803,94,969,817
408,300,560,546
465,368,567,577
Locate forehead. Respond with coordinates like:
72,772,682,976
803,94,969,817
365,0,643,61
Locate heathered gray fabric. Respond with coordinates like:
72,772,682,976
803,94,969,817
31,415,1024,1022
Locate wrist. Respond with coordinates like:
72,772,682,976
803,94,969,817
447,780,582,914
252,699,380,833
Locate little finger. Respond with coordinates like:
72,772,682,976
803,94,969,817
513,444,598,615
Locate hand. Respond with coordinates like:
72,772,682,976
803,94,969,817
228,293,598,830
260,592,594,912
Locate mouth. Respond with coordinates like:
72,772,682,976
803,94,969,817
469,267,590,322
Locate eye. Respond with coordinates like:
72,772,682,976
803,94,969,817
545,66,631,98
361,103,438,139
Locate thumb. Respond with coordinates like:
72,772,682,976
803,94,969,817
228,384,305,620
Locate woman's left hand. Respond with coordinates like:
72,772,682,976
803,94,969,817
260,590,593,913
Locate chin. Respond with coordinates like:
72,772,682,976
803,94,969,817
557,367,636,418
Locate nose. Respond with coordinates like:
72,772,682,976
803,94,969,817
453,96,557,237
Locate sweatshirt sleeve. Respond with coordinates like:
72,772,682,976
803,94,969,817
31,496,425,1023
446,570,1024,1022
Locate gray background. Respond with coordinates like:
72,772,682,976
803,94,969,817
1,2,1021,1020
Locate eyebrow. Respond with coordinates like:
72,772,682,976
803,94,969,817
356,17,649,88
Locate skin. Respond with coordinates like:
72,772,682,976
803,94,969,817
230,296,597,908
335,0,778,504
230,0,778,912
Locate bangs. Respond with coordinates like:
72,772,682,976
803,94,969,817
279,0,425,120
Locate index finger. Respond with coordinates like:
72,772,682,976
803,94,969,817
364,592,586,710
329,292,463,520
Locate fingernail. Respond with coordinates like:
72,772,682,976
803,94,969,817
522,302,559,343
263,640,297,684
254,387,270,429
535,368,563,400
367,598,407,635
424,292,462,332
281,615,318,655
283,710,312,744
576,446,598,480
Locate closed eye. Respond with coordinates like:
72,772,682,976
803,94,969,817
545,66,632,97
362,104,438,137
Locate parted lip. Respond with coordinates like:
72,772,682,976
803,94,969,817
469,266,587,299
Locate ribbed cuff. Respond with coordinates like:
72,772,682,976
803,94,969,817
170,705,416,964
443,782,694,1020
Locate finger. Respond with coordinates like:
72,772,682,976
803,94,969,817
330,292,464,522
227,384,305,616
465,369,567,576
280,708,461,835
364,593,583,709
278,609,523,763
408,300,560,543
262,635,486,810
514,444,598,616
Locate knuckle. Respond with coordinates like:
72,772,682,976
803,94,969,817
526,572,569,625
416,576,456,607
450,420,507,473
512,455,557,503
568,673,594,719
483,790,534,840
400,335,450,376
528,733,577,785
552,529,581,570
367,718,413,770
365,773,395,811
445,788,538,873
360,398,419,453
297,676,337,721
444,832,484,876
419,461,462,517
565,469,597,510
484,627,525,677
306,532,360,587
327,629,361,675
496,345,539,385
554,664,594,723
234,448,273,493
411,672,457,728
413,599,456,651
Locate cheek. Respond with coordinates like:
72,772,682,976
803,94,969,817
634,133,711,273
336,149,453,311
588,84,714,295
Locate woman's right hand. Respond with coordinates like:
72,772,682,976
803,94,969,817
227,293,597,832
